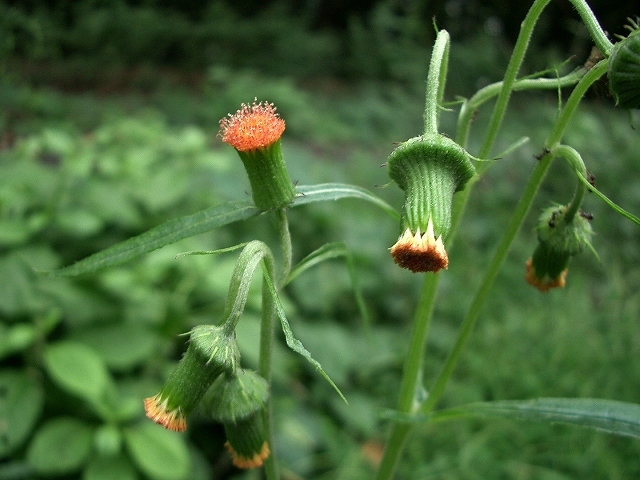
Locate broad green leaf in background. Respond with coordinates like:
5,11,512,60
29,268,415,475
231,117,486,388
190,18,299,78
430,398,640,439
0,323,36,360
293,183,399,220
44,341,112,405
83,455,138,480
44,201,260,277
124,422,190,480
26,417,94,475
0,370,43,457
68,323,160,371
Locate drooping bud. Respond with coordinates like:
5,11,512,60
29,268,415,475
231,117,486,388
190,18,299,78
144,325,240,431
608,18,640,109
525,205,593,292
218,100,296,210
388,133,475,273
204,369,270,469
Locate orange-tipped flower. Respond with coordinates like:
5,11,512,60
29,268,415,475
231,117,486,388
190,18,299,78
218,100,295,211
219,100,285,152
204,370,270,469
144,325,240,432
524,205,593,292
387,134,474,273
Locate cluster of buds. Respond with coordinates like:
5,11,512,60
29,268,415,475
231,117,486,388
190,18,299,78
525,205,593,292
387,133,475,273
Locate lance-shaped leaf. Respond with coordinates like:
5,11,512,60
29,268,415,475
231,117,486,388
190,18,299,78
293,183,399,220
429,398,640,439
43,201,259,277
285,242,370,330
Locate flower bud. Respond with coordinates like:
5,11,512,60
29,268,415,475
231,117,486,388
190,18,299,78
525,205,593,292
608,20,640,109
388,133,475,272
205,369,270,469
144,325,240,431
218,100,296,211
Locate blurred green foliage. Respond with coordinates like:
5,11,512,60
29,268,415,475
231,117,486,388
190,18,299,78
1,1,640,479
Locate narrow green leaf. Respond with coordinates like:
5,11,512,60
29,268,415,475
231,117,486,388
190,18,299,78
293,183,399,220
431,398,640,439
43,201,260,277
0,370,43,457
44,341,111,405
285,242,370,330
27,417,94,475
124,422,190,480
263,269,347,403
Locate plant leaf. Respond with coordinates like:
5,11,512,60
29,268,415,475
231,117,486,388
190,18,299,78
0,370,44,457
293,183,399,220
263,268,347,403
43,201,259,277
285,242,370,330
124,422,190,480
44,341,112,406
26,417,94,475
431,398,640,439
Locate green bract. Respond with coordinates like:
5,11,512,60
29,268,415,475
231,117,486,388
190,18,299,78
387,133,475,272
525,205,593,292
608,22,640,109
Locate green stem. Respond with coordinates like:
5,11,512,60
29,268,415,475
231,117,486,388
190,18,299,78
456,68,586,150
374,273,440,480
261,209,293,479
274,208,292,288
478,0,552,160
424,30,450,134
553,145,588,223
260,275,279,480
419,59,607,416
568,0,613,57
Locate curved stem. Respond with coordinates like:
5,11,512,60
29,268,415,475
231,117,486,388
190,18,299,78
456,68,586,149
553,144,588,223
424,30,451,135
568,0,613,57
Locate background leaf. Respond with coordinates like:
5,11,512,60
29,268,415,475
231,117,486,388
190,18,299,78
44,341,112,404
0,370,43,457
26,417,94,474
83,454,139,480
124,422,190,480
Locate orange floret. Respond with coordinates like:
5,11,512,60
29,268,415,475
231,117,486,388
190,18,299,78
390,219,449,273
225,441,270,469
144,395,187,432
218,100,285,152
